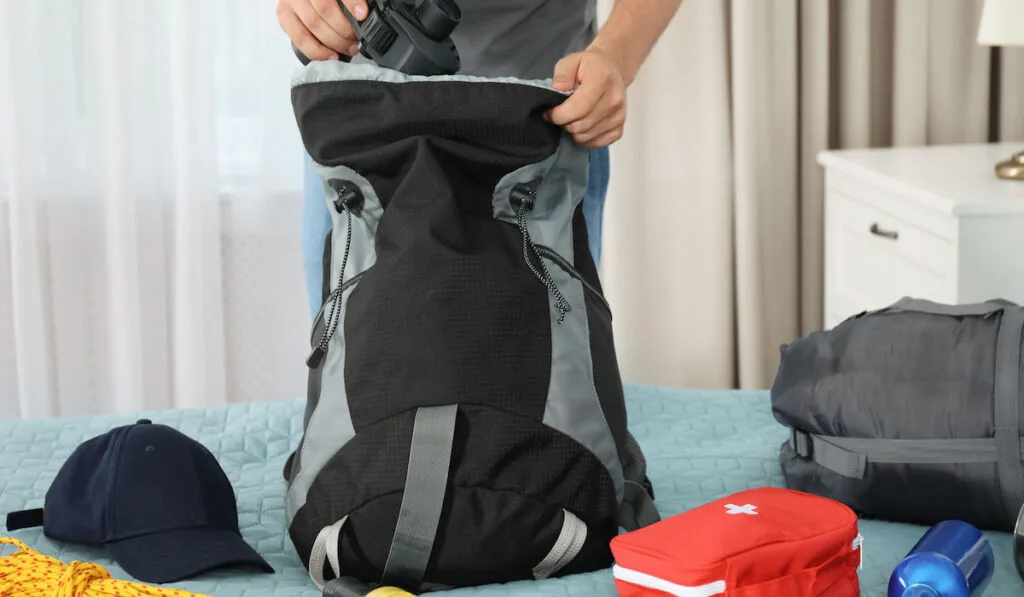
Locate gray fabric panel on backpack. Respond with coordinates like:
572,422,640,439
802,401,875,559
285,165,383,523
491,135,625,505
772,297,1024,531
491,133,586,260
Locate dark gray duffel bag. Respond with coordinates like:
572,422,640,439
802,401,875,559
771,296,1024,532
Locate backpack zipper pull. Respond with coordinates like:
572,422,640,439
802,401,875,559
307,180,365,369
509,180,571,323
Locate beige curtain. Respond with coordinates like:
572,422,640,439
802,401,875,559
600,0,1024,390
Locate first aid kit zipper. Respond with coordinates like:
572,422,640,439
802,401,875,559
509,180,572,323
307,179,365,369
612,566,726,597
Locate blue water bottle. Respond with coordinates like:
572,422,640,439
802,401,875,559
888,520,995,597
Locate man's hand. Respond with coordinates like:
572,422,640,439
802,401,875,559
546,49,628,149
277,0,368,62
547,0,682,148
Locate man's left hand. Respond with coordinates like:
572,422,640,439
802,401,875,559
546,49,628,149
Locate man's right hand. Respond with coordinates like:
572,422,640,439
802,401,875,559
277,0,369,62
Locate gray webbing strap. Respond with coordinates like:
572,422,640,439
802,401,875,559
995,308,1024,517
532,509,588,580
790,429,1021,479
381,404,459,588
888,297,1008,317
619,480,661,531
309,516,348,590
845,297,1011,324
790,431,867,478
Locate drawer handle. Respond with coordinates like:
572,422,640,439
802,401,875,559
869,223,899,240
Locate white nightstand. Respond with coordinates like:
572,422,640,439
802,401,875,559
819,142,1024,329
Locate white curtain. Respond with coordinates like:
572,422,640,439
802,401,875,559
0,0,310,419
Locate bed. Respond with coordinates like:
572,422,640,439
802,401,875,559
0,384,1018,596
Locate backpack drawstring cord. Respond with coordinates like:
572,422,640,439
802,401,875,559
306,180,364,369
510,183,571,324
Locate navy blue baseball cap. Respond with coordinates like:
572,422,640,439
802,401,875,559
5,419,273,583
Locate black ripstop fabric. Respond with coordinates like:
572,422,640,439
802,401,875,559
293,80,564,211
293,80,565,431
334,488,615,587
771,306,1021,531
288,405,617,582
288,73,634,589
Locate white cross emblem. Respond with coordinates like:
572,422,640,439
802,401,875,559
725,503,757,515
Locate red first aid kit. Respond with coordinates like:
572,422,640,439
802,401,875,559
609,487,862,597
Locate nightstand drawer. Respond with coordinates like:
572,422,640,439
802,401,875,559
820,143,1024,331
829,192,958,313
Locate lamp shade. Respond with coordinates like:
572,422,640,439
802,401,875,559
977,0,1024,46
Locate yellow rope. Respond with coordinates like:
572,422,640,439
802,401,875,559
0,537,211,597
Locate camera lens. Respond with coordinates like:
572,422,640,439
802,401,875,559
415,0,461,40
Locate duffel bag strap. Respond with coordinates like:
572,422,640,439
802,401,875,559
888,297,1013,316
994,307,1024,516
839,296,1012,325
789,429,1007,479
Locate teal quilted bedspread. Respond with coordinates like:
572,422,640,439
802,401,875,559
0,385,1019,596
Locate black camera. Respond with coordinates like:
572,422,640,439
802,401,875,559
293,0,461,76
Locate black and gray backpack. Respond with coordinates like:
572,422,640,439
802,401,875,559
281,61,659,593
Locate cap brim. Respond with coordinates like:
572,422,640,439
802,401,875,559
106,526,274,584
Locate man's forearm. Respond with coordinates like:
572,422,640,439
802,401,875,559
588,0,683,86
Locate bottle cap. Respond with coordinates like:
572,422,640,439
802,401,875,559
902,586,940,597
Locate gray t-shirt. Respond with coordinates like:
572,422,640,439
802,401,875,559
448,0,598,80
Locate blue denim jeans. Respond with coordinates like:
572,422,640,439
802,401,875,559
301,146,610,318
